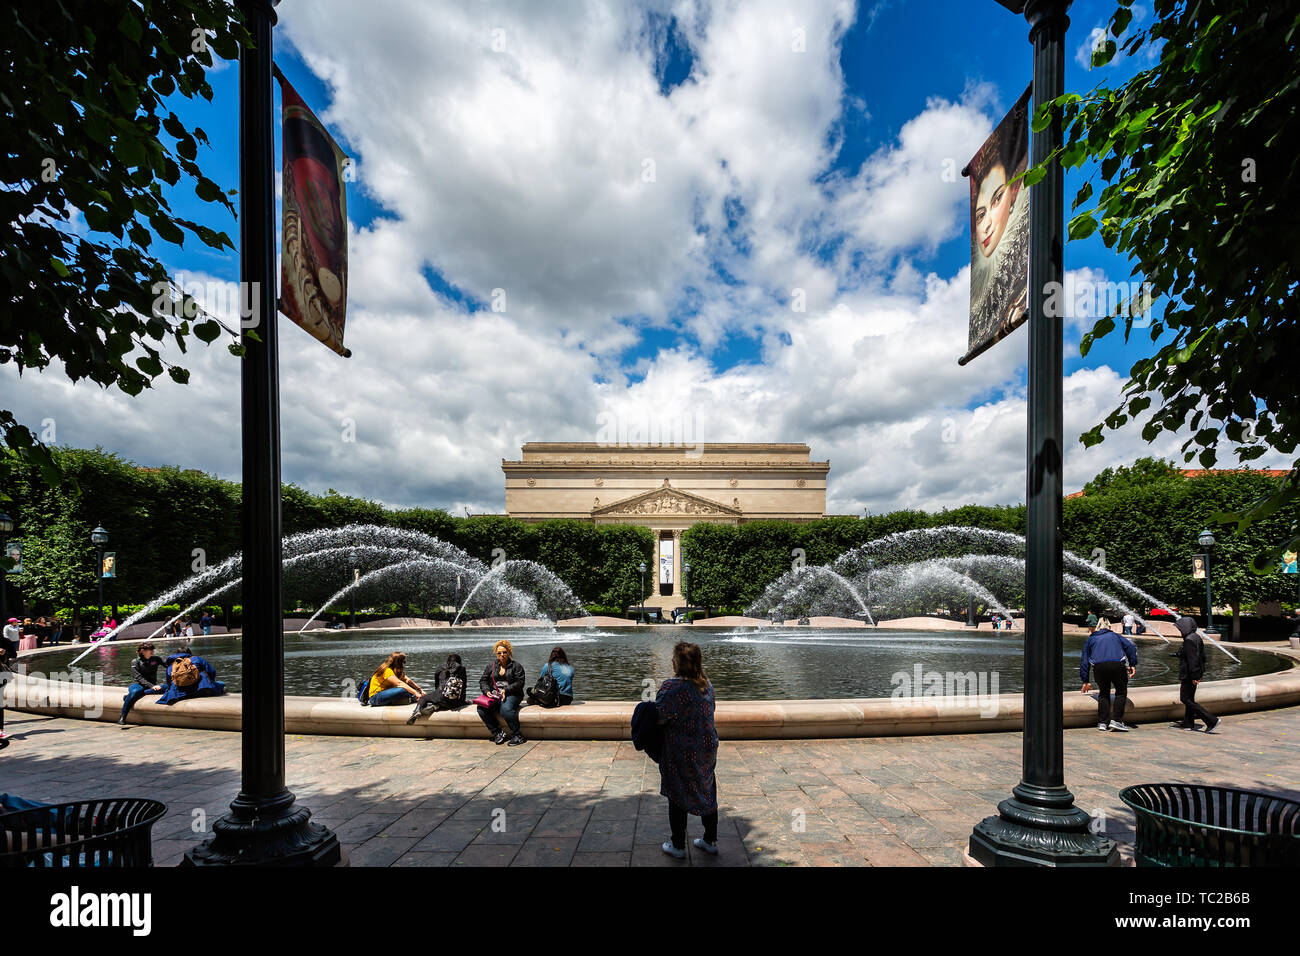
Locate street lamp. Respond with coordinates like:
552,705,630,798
968,0,1117,867
185,0,338,868
638,561,647,624
0,511,12,628
91,526,109,628
683,561,691,616
1198,529,1217,635
349,548,358,628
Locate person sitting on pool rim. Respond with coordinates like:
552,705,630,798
118,640,169,723
407,653,469,723
527,645,575,707
477,640,526,746
157,644,226,705
366,651,424,706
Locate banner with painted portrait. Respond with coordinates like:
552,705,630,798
4,539,21,574
958,84,1031,366
659,537,674,586
276,69,352,358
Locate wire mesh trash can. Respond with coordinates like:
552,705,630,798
0,798,167,867
1120,784,1300,867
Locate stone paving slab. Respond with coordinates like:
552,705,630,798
1,706,1298,866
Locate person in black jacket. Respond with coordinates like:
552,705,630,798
407,653,469,724
1172,616,1219,732
118,641,169,724
477,640,526,745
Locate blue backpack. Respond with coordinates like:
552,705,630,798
357,676,372,705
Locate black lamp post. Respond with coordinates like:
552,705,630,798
0,511,12,628
349,549,358,628
969,0,1117,867
638,561,647,624
683,561,691,614
185,0,338,867
91,526,109,627
1198,529,1217,635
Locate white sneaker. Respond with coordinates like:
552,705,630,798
1097,722,1108,731
693,837,718,855
661,841,686,859
1108,721,1130,732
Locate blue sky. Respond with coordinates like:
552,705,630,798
14,0,1251,516
163,0,1155,384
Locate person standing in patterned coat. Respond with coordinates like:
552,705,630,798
656,642,719,858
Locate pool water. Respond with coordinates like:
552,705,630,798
35,627,1287,701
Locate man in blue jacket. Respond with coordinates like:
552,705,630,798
1080,617,1138,732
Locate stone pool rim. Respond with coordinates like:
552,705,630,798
9,633,1299,741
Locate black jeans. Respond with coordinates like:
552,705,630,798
1179,678,1215,727
1093,660,1129,725
668,801,718,850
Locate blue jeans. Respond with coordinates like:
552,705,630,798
478,694,522,736
369,687,415,707
202,625,211,635
120,682,162,720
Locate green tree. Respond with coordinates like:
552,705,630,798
1041,1,1300,560
1080,456,1181,496
0,2,250,486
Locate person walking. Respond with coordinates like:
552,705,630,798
657,641,720,858
1172,616,1219,732
200,611,213,636
1080,617,1138,732
118,641,168,724
1121,611,1136,635
476,640,526,746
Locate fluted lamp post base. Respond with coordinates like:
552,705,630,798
184,790,341,866
970,783,1118,867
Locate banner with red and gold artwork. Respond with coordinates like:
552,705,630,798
958,84,1031,366
276,69,351,357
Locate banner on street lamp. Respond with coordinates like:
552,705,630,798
958,84,1031,366
275,68,352,358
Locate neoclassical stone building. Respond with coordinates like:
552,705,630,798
502,442,829,610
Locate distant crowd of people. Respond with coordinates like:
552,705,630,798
3,616,66,651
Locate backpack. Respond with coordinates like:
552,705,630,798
531,671,559,708
171,657,200,689
357,676,373,705
439,673,465,705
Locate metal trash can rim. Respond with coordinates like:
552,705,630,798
1119,783,1300,837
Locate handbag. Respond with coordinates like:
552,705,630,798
473,667,502,709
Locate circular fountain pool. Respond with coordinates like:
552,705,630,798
40,626,1286,701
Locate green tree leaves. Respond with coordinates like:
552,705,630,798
0,2,251,489
1024,1,1300,555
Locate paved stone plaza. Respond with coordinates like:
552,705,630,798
2,706,1297,866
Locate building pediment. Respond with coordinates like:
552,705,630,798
593,485,741,517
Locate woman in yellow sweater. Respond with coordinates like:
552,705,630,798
366,651,424,706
